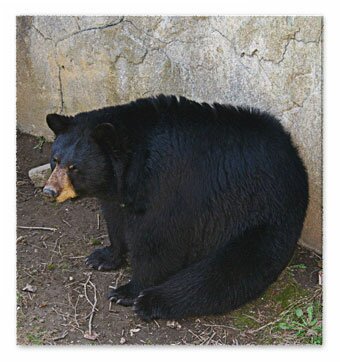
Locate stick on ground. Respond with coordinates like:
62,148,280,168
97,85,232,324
18,226,57,232
83,273,98,338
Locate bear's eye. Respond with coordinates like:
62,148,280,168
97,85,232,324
68,164,77,171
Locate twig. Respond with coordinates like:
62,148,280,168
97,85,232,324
114,270,125,289
187,329,204,342
53,234,64,252
202,323,240,331
18,226,57,232
60,322,84,334
67,292,81,328
203,331,216,345
52,331,68,341
83,281,99,313
64,280,79,288
52,307,70,319
16,235,27,243
83,274,98,337
243,313,262,323
97,214,100,229
23,270,36,280
249,319,278,333
62,219,72,227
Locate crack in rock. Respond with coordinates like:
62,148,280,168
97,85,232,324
57,64,65,113
121,19,194,74
55,16,125,44
30,22,65,113
113,49,149,66
281,90,317,115
27,17,321,118
245,28,321,66
260,29,301,65
31,24,53,42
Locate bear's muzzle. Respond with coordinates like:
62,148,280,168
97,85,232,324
43,164,77,203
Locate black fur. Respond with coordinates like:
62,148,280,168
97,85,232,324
47,95,309,320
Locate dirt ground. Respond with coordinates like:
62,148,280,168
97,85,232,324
16,131,322,346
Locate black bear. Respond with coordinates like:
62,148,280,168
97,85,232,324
43,95,308,320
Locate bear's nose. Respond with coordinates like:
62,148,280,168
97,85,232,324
42,186,57,200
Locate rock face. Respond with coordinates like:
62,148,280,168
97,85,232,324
16,16,322,253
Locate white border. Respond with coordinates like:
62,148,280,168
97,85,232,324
2,0,339,360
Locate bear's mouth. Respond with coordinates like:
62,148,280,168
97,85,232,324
55,186,77,203
42,164,78,203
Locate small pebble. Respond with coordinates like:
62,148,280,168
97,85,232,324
120,337,126,344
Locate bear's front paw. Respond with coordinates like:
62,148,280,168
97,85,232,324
85,246,124,271
133,287,173,321
108,281,139,306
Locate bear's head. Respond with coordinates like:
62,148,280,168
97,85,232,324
43,113,119,202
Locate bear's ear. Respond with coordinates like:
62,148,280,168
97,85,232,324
91,123,117,145
46,114,72,135
91,123,128,155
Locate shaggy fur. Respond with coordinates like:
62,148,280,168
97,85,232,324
46,94,309,320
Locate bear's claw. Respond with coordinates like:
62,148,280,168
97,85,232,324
107,282,138,307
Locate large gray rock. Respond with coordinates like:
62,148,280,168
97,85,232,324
28,163,51,188
16,16,322,253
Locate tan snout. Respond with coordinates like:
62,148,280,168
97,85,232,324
43,164,77,203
